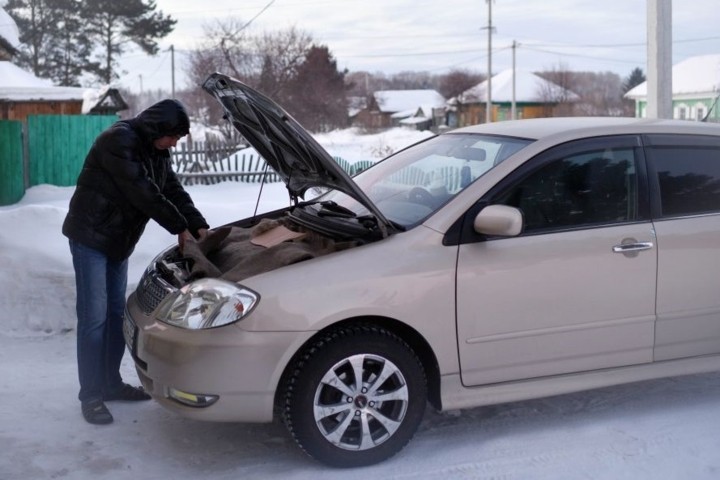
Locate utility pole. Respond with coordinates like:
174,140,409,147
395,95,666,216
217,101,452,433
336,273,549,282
485,0,493,123
138,74,143,95
170,45,176,99
511,40,517,120
647,0,672,119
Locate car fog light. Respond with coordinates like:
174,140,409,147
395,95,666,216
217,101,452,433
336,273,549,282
168,387,219,408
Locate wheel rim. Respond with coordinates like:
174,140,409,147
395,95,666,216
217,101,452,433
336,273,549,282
312,353,409,451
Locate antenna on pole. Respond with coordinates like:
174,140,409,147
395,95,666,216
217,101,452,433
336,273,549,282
511,40,517,120
483,0,495,123
170,45,176,99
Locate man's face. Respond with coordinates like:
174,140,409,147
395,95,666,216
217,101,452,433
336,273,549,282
154,134,184,150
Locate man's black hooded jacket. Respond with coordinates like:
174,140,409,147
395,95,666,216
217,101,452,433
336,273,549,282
62,99,209,260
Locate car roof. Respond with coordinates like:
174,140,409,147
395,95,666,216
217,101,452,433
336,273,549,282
452,116,720,141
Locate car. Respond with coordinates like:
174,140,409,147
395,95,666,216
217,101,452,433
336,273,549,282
124,72,720,468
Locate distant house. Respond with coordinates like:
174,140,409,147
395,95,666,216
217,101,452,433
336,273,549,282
353,89,446,130
398,105,446,131
0,5,126,121
0,5,88,121
83,86,129,116
450,69,579,127
0,61,91,121
624,54,720,122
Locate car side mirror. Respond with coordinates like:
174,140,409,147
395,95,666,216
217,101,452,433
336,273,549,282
473,205,523,237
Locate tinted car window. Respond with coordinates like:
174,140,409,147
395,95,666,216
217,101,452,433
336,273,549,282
497,147,638,232
645,142,720,217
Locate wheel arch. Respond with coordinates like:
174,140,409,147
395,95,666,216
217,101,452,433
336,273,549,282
274,316,442,416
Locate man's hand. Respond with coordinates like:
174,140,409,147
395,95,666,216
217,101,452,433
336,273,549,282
197,228,209,241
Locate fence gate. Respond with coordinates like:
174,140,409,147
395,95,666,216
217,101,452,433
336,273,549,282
27,114,116,187
0,120,24,206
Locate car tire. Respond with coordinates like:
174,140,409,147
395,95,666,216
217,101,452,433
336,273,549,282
283,324,427,468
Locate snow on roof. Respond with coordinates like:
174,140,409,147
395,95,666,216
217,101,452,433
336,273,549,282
393,104,439,120
399,116,430,125
81,85,110,114
0,61,87,101
459,69,579,104
374,89,445,113
390,108,418,119
625,54,720,99
0,2,20,49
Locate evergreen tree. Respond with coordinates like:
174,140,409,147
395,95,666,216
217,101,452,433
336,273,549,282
286,45,348,132
6,0,90,85
623,67,646,93
257,54,279,97
82,0,175,84
50,2,95,86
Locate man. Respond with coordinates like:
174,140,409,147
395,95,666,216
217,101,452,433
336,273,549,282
62,99,209,425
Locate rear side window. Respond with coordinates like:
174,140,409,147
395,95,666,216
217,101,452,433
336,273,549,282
645,136,720,217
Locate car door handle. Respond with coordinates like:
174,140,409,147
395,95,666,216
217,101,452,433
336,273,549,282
612,242,654,253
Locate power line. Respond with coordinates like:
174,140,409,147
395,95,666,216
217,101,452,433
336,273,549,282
522,46,644,65
237,0,276,31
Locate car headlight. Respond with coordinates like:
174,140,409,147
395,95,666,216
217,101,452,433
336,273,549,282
155,278,259,329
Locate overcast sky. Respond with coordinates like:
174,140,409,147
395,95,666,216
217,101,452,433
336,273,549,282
117,0,720,93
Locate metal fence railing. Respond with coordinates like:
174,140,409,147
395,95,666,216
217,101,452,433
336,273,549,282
170,141,373,185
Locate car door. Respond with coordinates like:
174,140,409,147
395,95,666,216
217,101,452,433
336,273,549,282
644,134,720,360
455,136,658,386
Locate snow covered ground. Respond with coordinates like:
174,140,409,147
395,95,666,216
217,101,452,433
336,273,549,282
1,128,719,479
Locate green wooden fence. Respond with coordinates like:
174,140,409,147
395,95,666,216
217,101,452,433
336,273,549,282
0,120,24,205
27,115,116,187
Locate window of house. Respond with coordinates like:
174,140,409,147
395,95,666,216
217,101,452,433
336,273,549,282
677,106,688,120
495,148,638,233
646,141,720,217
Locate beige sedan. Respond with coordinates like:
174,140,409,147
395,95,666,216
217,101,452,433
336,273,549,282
124,73,720,468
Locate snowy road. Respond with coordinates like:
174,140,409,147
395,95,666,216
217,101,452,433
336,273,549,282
1,333,719,480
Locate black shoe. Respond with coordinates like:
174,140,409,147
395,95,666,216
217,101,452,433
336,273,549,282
81,399,113,425
104,383,151,402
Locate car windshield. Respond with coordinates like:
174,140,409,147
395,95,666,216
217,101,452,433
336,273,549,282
320,133,533,228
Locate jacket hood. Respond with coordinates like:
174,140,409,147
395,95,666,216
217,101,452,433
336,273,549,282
133,99,190,141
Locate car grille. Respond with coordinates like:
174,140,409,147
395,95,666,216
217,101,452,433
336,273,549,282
136,270,175,315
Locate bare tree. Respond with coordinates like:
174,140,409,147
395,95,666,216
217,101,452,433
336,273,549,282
571,72,628,116
438,69,485,99
253,26,313,99
182,20,314,137
538,66,630,117
537,62,575,116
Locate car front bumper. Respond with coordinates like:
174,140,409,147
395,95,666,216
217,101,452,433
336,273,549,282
124,291,304,423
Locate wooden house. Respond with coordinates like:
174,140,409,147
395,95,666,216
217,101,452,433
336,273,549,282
0,61,88,121
353,89,446,130
451,69,579,127
625,54,720,122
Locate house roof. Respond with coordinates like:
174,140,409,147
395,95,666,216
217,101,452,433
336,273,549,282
458,69,579,104
1,6,95,108
82,85,128,114
0,61,87,101
374,89,446,113
625,54,720,99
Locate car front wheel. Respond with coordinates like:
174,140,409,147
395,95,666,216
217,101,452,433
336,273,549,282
283,324,427,467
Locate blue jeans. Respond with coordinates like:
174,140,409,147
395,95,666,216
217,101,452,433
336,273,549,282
69,240,129,403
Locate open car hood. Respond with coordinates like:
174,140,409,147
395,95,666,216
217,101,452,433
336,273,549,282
202,72,392,234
